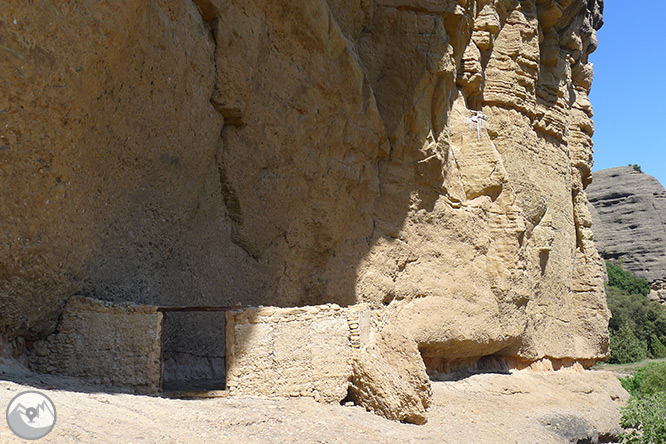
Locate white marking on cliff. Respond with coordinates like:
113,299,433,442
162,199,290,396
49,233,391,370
466,111,488,141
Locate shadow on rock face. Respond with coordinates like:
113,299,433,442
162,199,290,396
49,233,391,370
2,0,609,385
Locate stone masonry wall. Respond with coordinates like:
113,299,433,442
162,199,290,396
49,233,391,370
29,297,163,394
226,304,371,403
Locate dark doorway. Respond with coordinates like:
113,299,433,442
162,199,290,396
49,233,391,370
158,306,238,392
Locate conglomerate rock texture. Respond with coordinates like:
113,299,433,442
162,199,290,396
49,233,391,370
1,0,608,368
588,166,666,283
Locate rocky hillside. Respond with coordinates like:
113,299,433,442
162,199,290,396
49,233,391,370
588,166,666,299
1,0,608,371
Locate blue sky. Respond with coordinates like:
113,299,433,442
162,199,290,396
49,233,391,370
589,1,666,186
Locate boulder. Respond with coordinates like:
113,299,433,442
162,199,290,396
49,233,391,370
350,324,431,424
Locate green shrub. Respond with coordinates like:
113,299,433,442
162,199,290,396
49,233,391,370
629,164,643,173
621,362,666,397
621,370,645,398
606,279,666,363
651,335,666,359
612,326,648,364
610,263,666,443
606,261,651,297
620,393,666,444
640,363,666,396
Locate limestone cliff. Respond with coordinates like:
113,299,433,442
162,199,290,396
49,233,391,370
588,166,666,301
1,0,608,368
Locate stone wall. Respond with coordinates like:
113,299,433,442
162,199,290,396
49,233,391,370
225,302,603,424
29,297,163,394
226,303,435,423
226,304,371,403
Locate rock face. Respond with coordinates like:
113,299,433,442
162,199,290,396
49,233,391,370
1,1,224,352
350,323,432,424
225,302,432,423
587,166,666,285
649,281,666,305
2,0,608,396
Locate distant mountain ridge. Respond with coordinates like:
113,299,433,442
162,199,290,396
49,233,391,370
587,166,666,286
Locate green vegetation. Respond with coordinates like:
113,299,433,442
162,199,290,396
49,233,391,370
605,261,666,364
621,362,666,397
606,260,651,297
620,393,666,444
652,335,666,359
605,262,666,442
611,325,649,364
619,362,666,443
629,164,643,173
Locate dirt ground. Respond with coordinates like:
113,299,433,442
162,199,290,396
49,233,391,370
593,358,666,378
0,360,628,444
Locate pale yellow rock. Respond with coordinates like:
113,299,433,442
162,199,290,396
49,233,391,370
1,0,611,426
225,304,366,403
28,297,162,394
350,323,432,425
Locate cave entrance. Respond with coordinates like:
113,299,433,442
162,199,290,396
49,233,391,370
157,306,241,392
